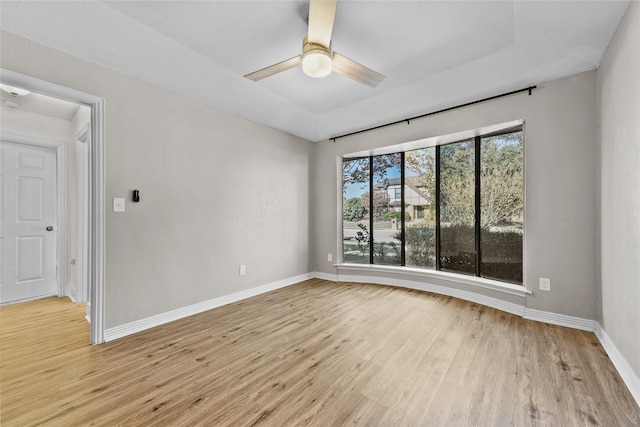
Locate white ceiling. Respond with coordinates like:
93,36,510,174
0,1,629,142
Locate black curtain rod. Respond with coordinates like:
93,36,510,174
330,85,537,142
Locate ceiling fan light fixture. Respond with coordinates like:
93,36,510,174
302,37,332,78
302,49,332,78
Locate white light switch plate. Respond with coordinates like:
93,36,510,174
539,277,551,291
113,198,125,212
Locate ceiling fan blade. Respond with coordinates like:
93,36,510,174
332,52,385,88
307,0,337,47
244,56,302,82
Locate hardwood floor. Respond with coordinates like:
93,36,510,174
1,279,639,426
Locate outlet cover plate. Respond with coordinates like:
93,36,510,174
539,277,551,291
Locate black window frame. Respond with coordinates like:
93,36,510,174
342,125,524,285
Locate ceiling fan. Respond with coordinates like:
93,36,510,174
244,0,385,88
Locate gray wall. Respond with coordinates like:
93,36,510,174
312,71,598,319
1,32,313,328
597,1,640,376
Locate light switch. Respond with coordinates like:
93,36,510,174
113,198,125,212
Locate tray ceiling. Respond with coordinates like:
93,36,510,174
0,1,629,141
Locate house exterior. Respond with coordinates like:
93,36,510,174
375,177,433,221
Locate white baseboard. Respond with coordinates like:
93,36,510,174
67,282,76,302
104,272,313,342
312,271,338,281
0,293,58,306
595,324,640,407
524,308,597,331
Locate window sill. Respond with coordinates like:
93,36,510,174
334,263,532,298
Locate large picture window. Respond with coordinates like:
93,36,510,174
342,126,524,285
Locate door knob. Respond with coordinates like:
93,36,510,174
46,226,54,231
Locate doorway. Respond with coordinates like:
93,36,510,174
1,69,105,344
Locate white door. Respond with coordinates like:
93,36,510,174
0,141,58,304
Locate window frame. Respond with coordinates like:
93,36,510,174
339,120,527,292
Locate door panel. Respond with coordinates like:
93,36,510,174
18,152,45,169
0,141,57,304
18,177,45,221
17,236,45,282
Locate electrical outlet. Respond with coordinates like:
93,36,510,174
239,265,246,276
539,277,551,291
328,253,333,262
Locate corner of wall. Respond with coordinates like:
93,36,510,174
595,0,640,389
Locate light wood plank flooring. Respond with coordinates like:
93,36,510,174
1,279,639,426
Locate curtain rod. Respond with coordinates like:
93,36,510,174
330,85,537,142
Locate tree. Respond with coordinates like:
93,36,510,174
405,148,436,191
437,135,523,228
343,197,367,221
440,140,475,226
343,133,523,229
342,154,401,187
480,133,523,227
361,190,391,221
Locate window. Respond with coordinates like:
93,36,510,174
343,158,370,263
439,139,476,275
480,131,524,283
372,153,401,265
405,147,436,269
342,126,524,285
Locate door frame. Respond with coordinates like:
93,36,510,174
1,68,106,344
75,124,90,305
1,135,67,301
